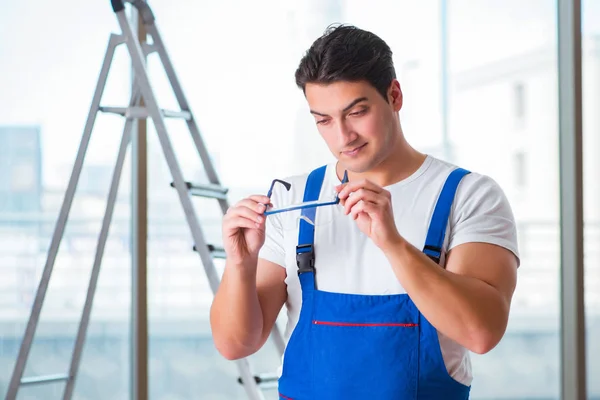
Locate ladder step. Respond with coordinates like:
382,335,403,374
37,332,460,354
194,244,226,259
99,106,192,120
161,109,192,120
21,373,69,386
171,181,229,200
237,372,278,390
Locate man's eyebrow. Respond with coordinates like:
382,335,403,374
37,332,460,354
309,97,369,117
342,97,369,112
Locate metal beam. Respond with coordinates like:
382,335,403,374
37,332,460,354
557,0,586,399
440,0,452,163
131,5,149,400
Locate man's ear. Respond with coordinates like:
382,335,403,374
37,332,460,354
388,79,403,112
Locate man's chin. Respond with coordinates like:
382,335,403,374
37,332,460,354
338,157,375,174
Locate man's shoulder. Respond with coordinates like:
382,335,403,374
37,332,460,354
432,159,520,263
424,156,506,199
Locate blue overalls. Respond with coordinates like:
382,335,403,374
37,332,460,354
277,165,472,399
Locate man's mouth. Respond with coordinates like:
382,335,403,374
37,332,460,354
342,143,367,157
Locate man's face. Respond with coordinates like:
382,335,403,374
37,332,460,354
304,80,402,173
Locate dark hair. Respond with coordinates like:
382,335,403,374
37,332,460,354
295,24,396,102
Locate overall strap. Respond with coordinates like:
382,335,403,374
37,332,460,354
423,168,471,264
296,165,327,291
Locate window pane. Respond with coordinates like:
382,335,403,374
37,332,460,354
141,0,563,399
0,2,131,399
447,1,559,398
144,1,290,396
583,1,600,398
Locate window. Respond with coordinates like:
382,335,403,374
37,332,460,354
513,150,527,190
583,1,600,397
514,82,526,122
448,0,560,398
1,0,596,399
0,2,131,399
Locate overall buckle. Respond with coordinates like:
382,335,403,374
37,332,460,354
296,244,315,275
423,244,441,264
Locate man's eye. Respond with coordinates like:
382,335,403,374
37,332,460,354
350,109,366,116
316,119,330,125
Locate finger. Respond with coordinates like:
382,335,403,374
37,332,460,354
343,189,383,215
234,198,270,214
249,194,272,205
338,179,384,199
335,182,348,193
349,200,376,220
225,216,263,231
339,186,376,207
226,204,265,224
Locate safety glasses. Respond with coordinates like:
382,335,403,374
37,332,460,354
263,170,348,229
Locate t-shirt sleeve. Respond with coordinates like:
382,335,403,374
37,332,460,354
258,207,286,268
448,173,520,266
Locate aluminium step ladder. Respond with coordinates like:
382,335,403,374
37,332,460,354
5,1,285,399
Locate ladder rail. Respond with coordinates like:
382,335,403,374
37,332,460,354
63,90,141,400
115,9,266,400
6,2,284,398
145,21,229,215
144,5,286,360
269,324,286,357
4,33,124,400
115,9,222,295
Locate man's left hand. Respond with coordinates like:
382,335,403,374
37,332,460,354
336,179,401,249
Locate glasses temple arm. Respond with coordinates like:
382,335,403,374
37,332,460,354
267,178,291,198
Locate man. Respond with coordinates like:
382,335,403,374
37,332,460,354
210,24,519,399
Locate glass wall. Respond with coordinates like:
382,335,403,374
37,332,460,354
0,2,132,399
144,0,566,398
143,1,310,398
0,0,595,399
583,1,600,398
446,1,561,398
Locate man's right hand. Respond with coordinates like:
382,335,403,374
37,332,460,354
222,195,272,266
212,194,287,361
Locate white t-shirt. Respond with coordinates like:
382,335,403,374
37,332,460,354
258,155,520,386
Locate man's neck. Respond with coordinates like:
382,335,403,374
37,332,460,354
337,141,427,188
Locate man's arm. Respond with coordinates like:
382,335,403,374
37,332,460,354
336,175,518,355
210,258,287,360
383,238,517,354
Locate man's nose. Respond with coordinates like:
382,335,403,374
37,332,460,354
336,120,358,145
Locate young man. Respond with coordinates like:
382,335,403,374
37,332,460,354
210,25,519,399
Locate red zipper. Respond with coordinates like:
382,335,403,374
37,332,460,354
313,320,418,327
